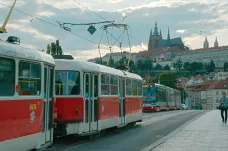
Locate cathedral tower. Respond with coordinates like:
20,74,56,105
214,37,218,48
203,37,209,49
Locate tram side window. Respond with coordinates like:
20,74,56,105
126,79,132,96
132,80,137,96
137,81,142,96
101,74,110,95
110,75,118,95
0,57,15,96
68,71,80,95
55,71,80,95
19,62,41,96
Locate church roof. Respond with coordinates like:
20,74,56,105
157,37,183,47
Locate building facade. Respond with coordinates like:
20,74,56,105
174,38,228,69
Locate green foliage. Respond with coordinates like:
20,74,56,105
224,62,228,72
164,64,170,70
205,60,215,72
153,72,177,89
154,64,163,70
174,59,183,71
47,39,63,56
136,59,153,71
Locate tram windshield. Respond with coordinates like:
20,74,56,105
0,57,15,96
143,84,156,105
55,70,80,95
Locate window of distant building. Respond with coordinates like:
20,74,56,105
216,91,219,95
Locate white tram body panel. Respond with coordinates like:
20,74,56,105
0,41,55,151
54,59,143,136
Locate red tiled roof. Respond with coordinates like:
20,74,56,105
191,80,228,91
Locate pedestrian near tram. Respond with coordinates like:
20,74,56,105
219,92,228,123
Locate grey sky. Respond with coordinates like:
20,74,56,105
0,0,228,60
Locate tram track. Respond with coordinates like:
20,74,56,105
45,111,194,151
46,124,139,151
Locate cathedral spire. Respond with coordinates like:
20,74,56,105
153,21,159,36
214,37,218,48
204,37,209,48
167,27,170,40
148,29,153,51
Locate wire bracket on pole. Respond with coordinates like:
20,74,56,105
57,21,115,32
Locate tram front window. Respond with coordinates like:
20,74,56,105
55,71,80,95
0,57,15,96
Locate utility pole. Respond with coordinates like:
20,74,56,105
0,0,17,33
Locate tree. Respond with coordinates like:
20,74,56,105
137,60,143,71
174,59,183,71
129,60,136,72
154,64,163,70
224,62,228,72
47,44,51,54
183,62,191,71
164,64,170,70
153,72,177,89
108,56,115,67
206,60,215,72
51,43,56,56
144,59,153,71
47,40,64,56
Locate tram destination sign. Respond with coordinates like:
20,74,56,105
87,25,96,35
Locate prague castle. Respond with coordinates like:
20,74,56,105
148,22,185,51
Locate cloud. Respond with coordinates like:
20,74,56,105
7,23,56,41
36,11,56,17
0,0,25,8
68,43,147,61
176,30,186,33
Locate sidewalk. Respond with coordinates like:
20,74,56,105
151,110,228,151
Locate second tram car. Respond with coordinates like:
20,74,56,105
54,59,143,137
0,40,55,151
143,83,182,112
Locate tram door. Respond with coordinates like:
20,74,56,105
83,73,98,132
41,65,54,145
118,78,125,125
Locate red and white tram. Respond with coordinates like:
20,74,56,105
142,83,182,112
54,59,143,137
0,40,55,151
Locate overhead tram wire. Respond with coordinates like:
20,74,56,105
0,2,111,49
200,0,222,36
72,0,144,47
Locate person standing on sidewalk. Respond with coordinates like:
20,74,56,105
219,92,228,123
185,94,191,110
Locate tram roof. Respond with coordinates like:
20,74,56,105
55,59,142,80
0,41,55,65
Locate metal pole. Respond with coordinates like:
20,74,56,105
0,0,17,33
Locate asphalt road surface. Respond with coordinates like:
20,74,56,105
48,110,204,151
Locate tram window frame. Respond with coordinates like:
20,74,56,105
55,70,81,96
132,80,137,96
137,81,142,96
110,75,118,95
126,78,132,96
101,74,110,95
18,61,41,96
0,57,16,97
